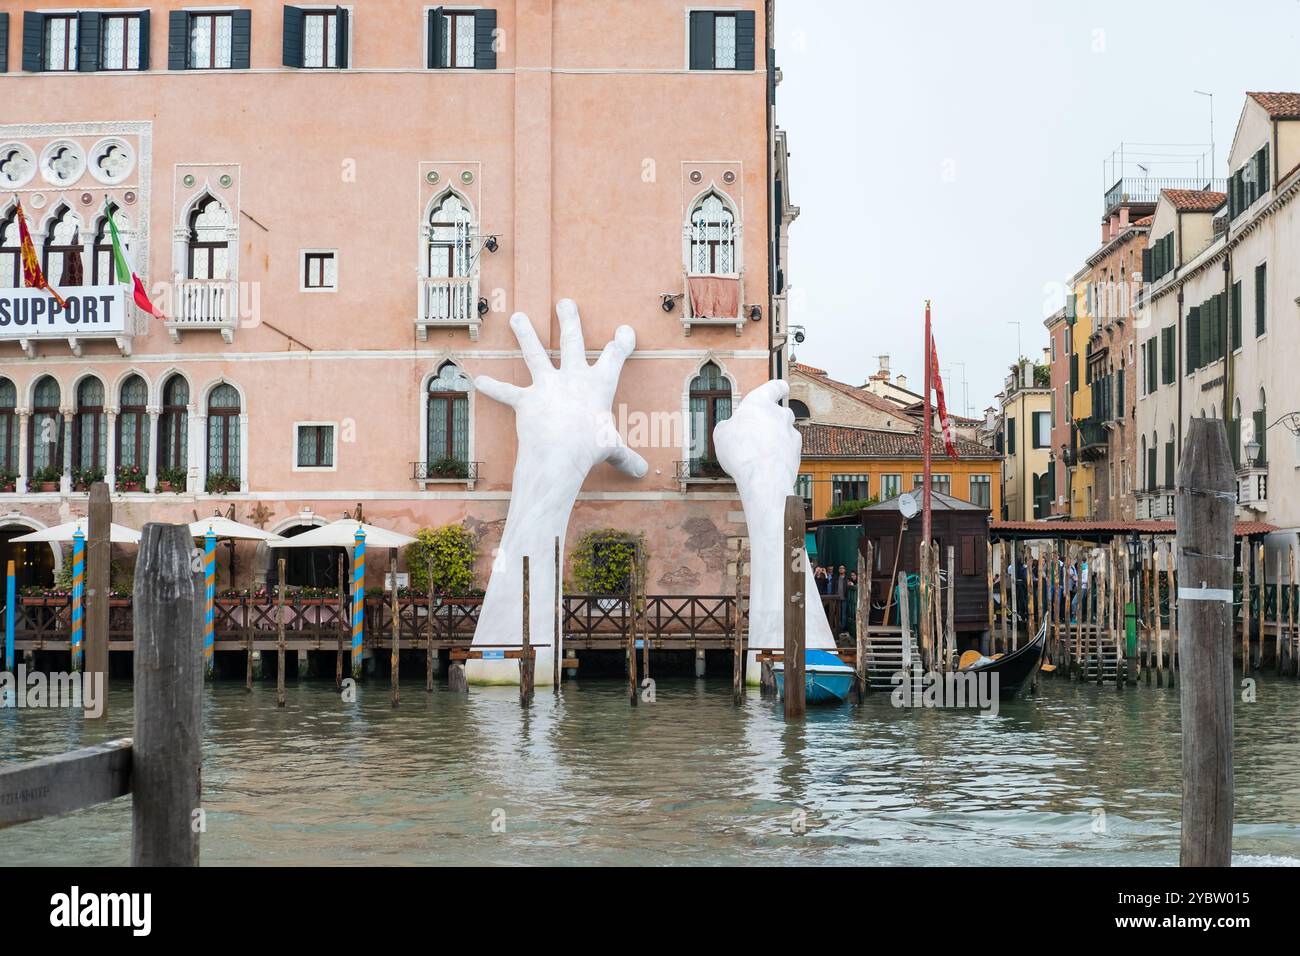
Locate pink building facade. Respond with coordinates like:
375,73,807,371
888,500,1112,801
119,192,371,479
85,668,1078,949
0,0,792,593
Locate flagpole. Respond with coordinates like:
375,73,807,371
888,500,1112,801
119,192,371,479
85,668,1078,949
922,300,933,549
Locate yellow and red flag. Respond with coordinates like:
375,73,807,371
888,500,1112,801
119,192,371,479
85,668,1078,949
928,329,959,460
14,197,66,309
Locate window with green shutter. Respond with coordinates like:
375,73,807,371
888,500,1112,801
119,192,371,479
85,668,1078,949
1006,417,1016,456
1161,326,1175,384
1187,306,1201,371
1231,280,1242,350
1164,441,1175,489
1255,262,1267,336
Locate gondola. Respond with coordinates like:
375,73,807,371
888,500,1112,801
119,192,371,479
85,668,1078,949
957,620,1046,699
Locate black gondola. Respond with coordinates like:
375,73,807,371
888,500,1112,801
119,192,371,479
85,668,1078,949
959,620,1046,699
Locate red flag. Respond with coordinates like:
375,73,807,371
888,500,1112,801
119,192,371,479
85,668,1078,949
929,329,959,459
14,197,67,309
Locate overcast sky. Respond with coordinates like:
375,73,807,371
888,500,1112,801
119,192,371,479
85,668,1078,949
776,0,1300,416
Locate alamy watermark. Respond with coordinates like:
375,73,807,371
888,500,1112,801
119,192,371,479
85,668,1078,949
889,665,1000,716
0,665,104,718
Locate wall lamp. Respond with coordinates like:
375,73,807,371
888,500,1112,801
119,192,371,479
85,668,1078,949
477,297,490,316
749,305,762,322
660,292,684,313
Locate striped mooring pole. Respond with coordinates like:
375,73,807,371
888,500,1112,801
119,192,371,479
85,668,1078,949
204,529,216,677
71,528,86,671
5,559,15,673
352,527,366,679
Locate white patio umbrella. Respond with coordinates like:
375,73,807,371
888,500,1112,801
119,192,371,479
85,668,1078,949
267,518,416,550
11,517,142,545
187,515,284,542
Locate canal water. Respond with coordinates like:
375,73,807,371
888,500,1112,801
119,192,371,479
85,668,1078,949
3,675,1299,866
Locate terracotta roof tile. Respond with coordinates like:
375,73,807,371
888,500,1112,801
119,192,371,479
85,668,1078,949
791,365,921,420
796,422,1000,460
791,362,827,376
1247,92,1300,119
1162,188,1226,212
1132,215,1153,226
992,519,1276,537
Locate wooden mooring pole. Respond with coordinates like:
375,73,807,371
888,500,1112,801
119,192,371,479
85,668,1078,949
390,552,400,708
86,482,111,719
733,547,746,705
855,541,872,700
427,553,436,692
783,496,806,720
276,558,286,707
553,536,561,692
337,554,346,691
1176,417,1234,867
521,554,533,706
133,522,202,866
626,553,637,706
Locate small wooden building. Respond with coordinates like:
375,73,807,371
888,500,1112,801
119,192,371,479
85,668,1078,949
859,491,991,635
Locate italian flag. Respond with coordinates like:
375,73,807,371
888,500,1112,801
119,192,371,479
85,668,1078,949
106,207,166,319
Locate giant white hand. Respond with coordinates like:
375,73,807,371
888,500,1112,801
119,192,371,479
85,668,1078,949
468,300,646,685
714,379,838,683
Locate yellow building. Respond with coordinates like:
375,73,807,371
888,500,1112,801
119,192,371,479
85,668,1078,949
998,358,1053,520
1066,269,1099,517
796,422,1002,520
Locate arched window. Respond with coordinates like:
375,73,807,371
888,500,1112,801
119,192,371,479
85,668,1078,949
426,192,473,279
74,378,106,477
688,191,736,275
159,375,189,476
92,205,125,286
117,375,149,478
426,362,470,467
789,399,810,420
43,205,83,287
30,376,62,479
0,207,21,288
0,378,17,476
187,195,230,280
1255,388,1268,465
206,384,240,482
688,362,732,474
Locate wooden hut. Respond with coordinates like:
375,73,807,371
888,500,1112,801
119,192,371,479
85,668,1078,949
859,491,991,637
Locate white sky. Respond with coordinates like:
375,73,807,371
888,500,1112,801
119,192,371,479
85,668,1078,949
777,0,1300,416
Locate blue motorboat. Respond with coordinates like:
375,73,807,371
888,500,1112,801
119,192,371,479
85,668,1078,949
772,648,855,704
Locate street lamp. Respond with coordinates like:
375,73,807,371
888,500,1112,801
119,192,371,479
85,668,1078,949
1245,438,1260,468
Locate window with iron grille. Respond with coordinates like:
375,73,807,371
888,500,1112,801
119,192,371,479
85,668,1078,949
43,15,78,72
189,12,233,69
100,14,142,71
295,423,335,469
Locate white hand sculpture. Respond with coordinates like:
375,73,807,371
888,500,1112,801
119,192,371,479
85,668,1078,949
468,299,647,685
713,379,837,683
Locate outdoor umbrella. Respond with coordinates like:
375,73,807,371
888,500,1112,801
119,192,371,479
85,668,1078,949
187,515,284,542
11,517,142,544
267,518,416,550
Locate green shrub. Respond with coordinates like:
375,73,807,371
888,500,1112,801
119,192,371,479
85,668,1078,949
826,496,878,518
569,528,647,595
404,524,477,595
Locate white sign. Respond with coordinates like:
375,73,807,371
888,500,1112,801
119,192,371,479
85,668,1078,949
0,286,128,339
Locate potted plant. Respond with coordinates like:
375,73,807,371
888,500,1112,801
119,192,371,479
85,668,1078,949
72,467,104,491
691,456,726,478
157,466,186,493
205,472,239,494
116,463,145,492
31,466,61,492
426,456,469,480
0,468,16,493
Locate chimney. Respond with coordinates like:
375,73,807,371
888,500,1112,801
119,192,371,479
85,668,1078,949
870,354,891,382
895,373,908,389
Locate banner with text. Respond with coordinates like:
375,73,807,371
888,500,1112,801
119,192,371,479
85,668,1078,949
0,286,129,339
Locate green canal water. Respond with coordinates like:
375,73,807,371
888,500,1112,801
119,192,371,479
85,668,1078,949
3,675,1299,866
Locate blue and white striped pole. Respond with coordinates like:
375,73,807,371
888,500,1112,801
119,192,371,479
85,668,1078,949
5,559,14,672
204,529,216,677
71,528,85,671
352,527,366,679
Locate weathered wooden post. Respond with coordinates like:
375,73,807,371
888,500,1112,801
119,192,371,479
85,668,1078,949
132,522,202,866
390,552,400,708
244,594,254,690
898,569,912,698
985,540,995,655
855,542,871,699
86,482,111,719
733,548,745,705
276,558,286,708
427,553,436,692
1255,543,1265,671
1242,543,1251,676
337,554,346,690
919,539,932,669
625,553,637,707
783,496,806,720
521,554,533,706
1176,417,1235,867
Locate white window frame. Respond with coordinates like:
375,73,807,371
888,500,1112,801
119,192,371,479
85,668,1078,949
99,11,146,72
300,248,338,292
42,13,80,73
297,4,353,70
683,6,750,71
969,473,992,508
184,9,236,70
292,421,337,472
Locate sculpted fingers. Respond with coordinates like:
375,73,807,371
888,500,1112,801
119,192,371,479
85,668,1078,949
510,311,554,381
594,325,636,383
556,298,588,370
474,374,525,408
605,440,649,479
740,378,790,410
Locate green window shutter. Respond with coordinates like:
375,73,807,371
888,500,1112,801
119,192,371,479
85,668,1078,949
334,6,348,68
735,10,755,70
1254,409,1267,464
1163,327,1175,384
282,6,304,68
0,14,9,73
474,9,497,70
428,7,444,68
1231,280,1242,350
1007,417,1016,456
1069,353,1078,394
1228,418,1240,469
168,11,188,69
688,11,714,70
1187,306,1201,371
22,12,44,72
78,11,102,72
1261,144,1270,193
1255,262,1267,336
1164,442,1175,489
231,10,252,69
137,10,151,70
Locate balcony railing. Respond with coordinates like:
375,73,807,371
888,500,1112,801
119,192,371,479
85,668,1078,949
412,459,481,488
1077,418,1108,457
167,279,236,343
1236,467,1268,512
1103,177,1227,216
674,459,734,483
416,275,481,341
1136,488,1176,520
